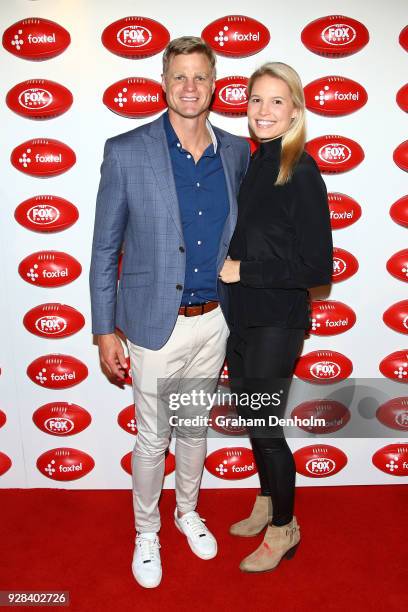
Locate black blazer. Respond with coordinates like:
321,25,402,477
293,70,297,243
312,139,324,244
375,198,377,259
227,137,333,329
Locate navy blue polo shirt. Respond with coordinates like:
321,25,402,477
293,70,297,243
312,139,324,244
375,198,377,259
163,111,229,305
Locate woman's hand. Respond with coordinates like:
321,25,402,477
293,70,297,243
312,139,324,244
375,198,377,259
219,259,241,283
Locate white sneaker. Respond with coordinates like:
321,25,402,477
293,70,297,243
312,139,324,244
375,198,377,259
174,509,217,560
132,532,162,588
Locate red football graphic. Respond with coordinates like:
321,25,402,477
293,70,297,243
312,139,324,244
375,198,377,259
202,15,270,57
0,409,6,429
396,84,408,112
310,300,356,335
218,360,229,386
123,356,133,386
103,78,166,118
332,247,359,283
379,350,408,382
211,76,248,115
372,444,408,476
245,137,259,155
6,79,73,120
121,450,175,476
305,135,364,173
0,452,12,477
205,447,257,480
301,15,369,58
393,140,408,171
11,138,76,177
2,17,70,61
36,448,94,481
18,251,81,287
386,249,408,282
294,444,348,478
15,195,78,233
400,26,408,52
376,398,408,431
304,76,367,116
101,16,170,58
209,402,246,436
328,192,362,229
23,303,85,339
390,195,408,228
291,400,350,434
383,300,408,334
117,404,138,435
32,402,92,436
294,350,353,383
27,354,88,389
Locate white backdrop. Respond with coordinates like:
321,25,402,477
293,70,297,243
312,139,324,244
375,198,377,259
0,0,407,489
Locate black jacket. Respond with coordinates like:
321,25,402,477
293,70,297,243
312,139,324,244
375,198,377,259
227,136,333,329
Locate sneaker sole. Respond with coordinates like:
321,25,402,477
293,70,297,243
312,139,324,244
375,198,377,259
132,566,162,588
174,519,217,560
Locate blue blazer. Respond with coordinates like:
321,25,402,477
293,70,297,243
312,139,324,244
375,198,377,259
89,113,250,349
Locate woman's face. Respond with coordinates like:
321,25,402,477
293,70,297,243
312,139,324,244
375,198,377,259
247,75,298,141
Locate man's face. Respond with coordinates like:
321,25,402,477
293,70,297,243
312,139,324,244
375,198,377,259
162,52,215,119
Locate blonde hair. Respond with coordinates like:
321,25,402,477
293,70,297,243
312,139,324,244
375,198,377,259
247,62,306,185
162,36,216,78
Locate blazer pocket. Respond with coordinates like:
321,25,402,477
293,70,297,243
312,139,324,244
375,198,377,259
120,270,152,288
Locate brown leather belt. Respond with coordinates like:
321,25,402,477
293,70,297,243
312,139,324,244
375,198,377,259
178,301,219,317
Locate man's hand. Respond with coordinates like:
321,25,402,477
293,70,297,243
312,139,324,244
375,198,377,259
219,259,241,283
97,333,128,382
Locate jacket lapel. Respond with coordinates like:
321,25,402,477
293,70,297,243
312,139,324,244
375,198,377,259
142,115,183,240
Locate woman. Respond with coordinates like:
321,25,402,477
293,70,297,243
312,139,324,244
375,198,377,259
219,62,333,573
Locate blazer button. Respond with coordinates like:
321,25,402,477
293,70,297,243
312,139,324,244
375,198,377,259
179,246,185,253
176,284,183,290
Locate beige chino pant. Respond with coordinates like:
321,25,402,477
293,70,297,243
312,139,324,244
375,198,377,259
127,305,229,534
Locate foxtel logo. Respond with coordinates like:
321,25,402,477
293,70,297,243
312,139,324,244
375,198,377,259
42,268,69,278
117,26,152,48
26,33,57,44
131,93,159,103
330,210,354,220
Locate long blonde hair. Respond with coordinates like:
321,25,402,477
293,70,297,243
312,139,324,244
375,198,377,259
247,62,306,185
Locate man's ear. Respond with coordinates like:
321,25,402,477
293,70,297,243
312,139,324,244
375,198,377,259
161,73,166,93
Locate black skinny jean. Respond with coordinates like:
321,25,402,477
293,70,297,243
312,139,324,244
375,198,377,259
226,326,305,527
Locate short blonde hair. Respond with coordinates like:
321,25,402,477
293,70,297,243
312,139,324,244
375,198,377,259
248,62,306,185
162,36,216,77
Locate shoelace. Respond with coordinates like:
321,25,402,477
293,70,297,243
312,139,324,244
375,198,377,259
136,536,161,564
183,513,209,538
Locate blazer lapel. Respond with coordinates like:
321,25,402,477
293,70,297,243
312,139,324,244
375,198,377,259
142,115,183,240
216,130,238,242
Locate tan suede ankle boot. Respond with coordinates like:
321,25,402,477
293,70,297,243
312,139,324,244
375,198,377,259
239,516,300,572
229,495,272,537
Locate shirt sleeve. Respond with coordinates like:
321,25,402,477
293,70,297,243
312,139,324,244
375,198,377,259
239,159,333,289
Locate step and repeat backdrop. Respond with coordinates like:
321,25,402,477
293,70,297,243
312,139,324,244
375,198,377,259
0,0,407,489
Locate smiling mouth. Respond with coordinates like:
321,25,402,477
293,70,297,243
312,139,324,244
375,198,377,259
255,120,276,128
180,97,199,102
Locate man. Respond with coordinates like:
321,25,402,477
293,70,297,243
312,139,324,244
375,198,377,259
89,37,249,588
